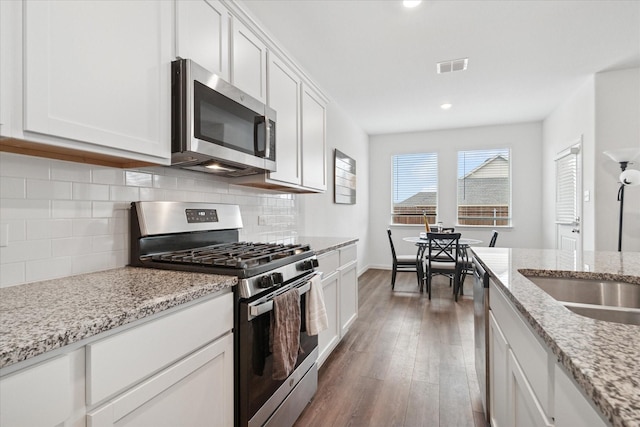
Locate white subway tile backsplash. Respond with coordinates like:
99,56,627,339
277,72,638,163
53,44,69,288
0,177,26,199
0,152,50,179
26,257,73,283
1,153,300,287
52,236,92,257
92,167,125,185
153,174,177,189
72,218,110,236
72,252,117,275
27,179,72,200
110,185,139,201
52,200,92,218
0,199,50,219
0,240,51,263
139,187,165,201
2,220,26,242
125,171,153,187
51,161,91,182
73,182,110,200
0,262,25,288
27,219,73,240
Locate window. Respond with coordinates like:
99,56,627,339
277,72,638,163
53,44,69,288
392,152,438,225
457,148,511,226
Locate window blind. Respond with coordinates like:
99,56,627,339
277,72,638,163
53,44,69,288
555,151,578,223
391,153,438,225
457,148,511,226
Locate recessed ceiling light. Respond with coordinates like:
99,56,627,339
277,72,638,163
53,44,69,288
440,103,453,110
403,0,422,8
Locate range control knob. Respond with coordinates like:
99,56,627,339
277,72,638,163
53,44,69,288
258,272,284,288
298,258,319,271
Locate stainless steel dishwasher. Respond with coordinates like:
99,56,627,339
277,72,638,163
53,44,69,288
473,256,490,425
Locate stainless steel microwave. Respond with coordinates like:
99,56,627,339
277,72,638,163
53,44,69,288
171,58,276,176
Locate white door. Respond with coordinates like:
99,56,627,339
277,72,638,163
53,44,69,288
555,140,582,251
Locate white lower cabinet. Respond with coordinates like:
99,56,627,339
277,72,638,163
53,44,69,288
0,292,233,427
489,281,611,427
489,312,508,427
87,334,233,427
316,243,358,367
0,355,72,427
554,364,608,427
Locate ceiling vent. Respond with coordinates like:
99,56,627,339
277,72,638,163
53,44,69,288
437,58,468,74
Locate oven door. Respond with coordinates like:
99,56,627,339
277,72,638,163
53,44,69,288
237,272,320,427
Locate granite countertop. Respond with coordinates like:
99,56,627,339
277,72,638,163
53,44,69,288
0,267,237,370
471,248,640,427
296,236,358,255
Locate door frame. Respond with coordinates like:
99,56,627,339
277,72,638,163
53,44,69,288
554,137,583,252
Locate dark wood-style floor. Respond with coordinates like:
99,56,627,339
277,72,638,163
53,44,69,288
294,269,486,427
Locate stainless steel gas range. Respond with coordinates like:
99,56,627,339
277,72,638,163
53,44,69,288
130,201,319,427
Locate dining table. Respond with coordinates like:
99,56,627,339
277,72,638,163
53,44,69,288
402,235,483,292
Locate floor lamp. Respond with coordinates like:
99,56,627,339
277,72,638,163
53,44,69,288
604,148,640,252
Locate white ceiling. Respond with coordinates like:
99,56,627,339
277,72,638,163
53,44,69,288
238,0,640,135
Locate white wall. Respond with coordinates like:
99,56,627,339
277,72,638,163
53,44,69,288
299,102,370,273
368,122,543,269
594,67,640,252
542,67,640,252
542,76,596,250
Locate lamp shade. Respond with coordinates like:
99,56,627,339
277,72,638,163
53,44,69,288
620,169,640,186
604,148,640,163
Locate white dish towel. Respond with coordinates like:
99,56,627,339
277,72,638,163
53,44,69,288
306,273,328,336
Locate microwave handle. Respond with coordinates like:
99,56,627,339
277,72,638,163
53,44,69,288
254,116,268,158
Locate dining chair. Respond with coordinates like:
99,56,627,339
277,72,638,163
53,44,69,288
387,229,420,289
424,232,462,301
489,230,499,247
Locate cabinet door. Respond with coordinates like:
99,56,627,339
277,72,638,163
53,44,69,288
301,84,327,191
23,1,172,162
554,364,607,427
507,349,553,427
231,18,267,103
338,260,358,336
317,271,340,367
0,355,71,427
267,53,301,185
87,333,234,427
175,0,229,81
489,312,508,427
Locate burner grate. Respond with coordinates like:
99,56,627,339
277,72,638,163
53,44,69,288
150,242,311,270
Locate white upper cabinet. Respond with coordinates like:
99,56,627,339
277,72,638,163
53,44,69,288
175,0,230,81
301,84,327,191
267,53,302,186
21,0,172,163
231,17,267,104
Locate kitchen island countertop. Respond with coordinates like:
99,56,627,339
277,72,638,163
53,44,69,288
471,248,640,427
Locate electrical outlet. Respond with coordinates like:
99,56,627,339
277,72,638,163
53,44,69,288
0,223,9,247
583,190,590,202
258,216,268,226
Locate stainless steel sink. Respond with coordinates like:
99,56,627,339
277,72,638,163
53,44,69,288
564,303,640,326
521,274,640,325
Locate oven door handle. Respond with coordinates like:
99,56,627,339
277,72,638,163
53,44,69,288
249,272,322,318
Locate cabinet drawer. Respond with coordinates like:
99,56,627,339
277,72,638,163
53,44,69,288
490,283,552,417
87,292,233,405
0,355,71,426
339,244,357,265
317,250,340,276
